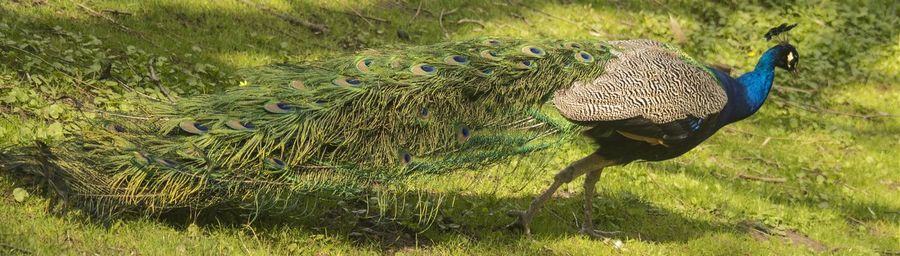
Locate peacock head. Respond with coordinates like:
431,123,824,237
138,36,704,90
773,43,799,73
765,23,799,73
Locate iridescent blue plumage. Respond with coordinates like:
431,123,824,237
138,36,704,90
715,44,796,126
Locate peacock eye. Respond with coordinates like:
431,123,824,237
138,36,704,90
477,68,493,77
444,55,470,65
419,107,429,118
179,121,209,135
355,58,373,73
106,123,126,133
457,126,471,142
265,157,286,169
479,50,501,61
264,102,293,114
564,42,582,49
333,77,362,87
521,46,545,57
483,39,501,46
576,51,594,63
516,60,534,69
225,120,256,131
399,151,412,165
289,80,306,90
410,64,437,75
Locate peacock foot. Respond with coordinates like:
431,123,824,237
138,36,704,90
504,210,533,238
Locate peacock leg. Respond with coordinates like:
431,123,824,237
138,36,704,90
579,168,618,239
506,153,611,237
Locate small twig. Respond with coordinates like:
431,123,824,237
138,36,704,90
760,137,772,146
737,173,786,183
509,13,531,26
238,0,328,33
350,8,374,26
96,110,151,120
113,77,162,102
457,18,486,28
348,8,388,23
439,9,449,39
101,9,132,16
408,0,424,24
148,58,175,103
516,2,579,26
76,2,158,48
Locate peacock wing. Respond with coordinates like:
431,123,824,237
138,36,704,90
552,39,728,144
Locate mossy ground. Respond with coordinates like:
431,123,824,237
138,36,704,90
1,0,898,255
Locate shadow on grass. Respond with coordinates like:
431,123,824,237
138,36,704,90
147,189,741,252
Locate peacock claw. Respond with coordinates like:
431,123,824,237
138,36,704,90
505,210,532,237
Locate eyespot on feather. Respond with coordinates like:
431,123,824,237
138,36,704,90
419,107,429,118
477,68,493,77
564,42,583,49
106,123,126,133
290,80,306,90
520,46,545,57
264,102,293,114
179,121,209,135
333,77,362,87
399,151,412,165
410,64,437,76
265,157,286,169
225,120,255,131
457,126,471,143
516,60,534,69
575,51,594,63
355,58,373,73
443,55,469,65
482,39,501,46
479,50,501,61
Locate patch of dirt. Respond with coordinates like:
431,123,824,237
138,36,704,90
782,230,829,252
881,180,899,191
739,220,829,252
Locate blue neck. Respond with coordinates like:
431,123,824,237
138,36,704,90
725,47,781,122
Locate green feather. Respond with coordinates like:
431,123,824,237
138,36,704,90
9,38,614,216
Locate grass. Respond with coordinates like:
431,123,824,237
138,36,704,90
1,0,898,255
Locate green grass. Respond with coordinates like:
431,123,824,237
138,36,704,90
1,0,898,255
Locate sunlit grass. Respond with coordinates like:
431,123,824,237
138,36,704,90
1,0,898,255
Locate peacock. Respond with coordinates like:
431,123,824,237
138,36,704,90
1,23,799,237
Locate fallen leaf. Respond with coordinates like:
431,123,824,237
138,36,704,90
13,188,29,203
